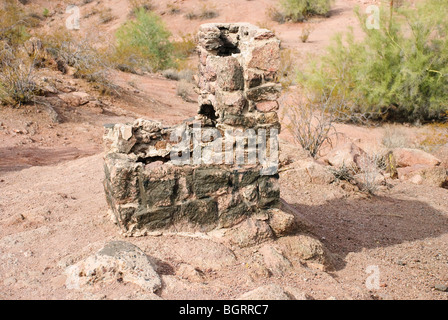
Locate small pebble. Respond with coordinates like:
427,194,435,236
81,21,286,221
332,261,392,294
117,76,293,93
397,260,406,266
434,284,448,292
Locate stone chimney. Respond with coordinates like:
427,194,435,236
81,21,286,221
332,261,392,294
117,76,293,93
102,23,284,237
196,23,281,132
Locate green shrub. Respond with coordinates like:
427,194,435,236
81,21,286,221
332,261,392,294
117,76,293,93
298,0,448,122
114,9,175,72
280,0,332,22
0,0,31,46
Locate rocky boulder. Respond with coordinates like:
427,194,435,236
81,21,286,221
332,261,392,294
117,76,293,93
398,165,447,187
325,142,367,171
65,241,161,292
393,148,441,168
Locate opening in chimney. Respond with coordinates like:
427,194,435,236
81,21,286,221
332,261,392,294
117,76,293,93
217,34,240,56
199,104,217,121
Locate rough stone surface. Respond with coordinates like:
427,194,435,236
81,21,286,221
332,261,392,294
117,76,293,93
278,235,333,270
259,245,293,276
65,241,161,292
228,218,274,248
268,209,296,237
197,23,281,129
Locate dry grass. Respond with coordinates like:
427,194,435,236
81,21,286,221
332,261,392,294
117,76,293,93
0,48,38,105
185,4,219,20
357,153,384,195
99,8,116,24
283,89,346,158
418,123,448,152
300,23,314,43
176,80,194,102
266,5,286,24
43,30,118,95
381,125,411,149
275,48,298,89
129,0,154,12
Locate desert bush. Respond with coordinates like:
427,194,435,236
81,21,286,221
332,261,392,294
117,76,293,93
266,6,286,24
162,69,180,81
418,123,448,152
172,33,197,61
0,1,43,105
184,11,198,20
276,48,298,89
163,68,194,82
300,23,314,43
381,125,410,149
129,0,154,12
176,80,194,102
167,2,181,15
279,0,332,22
298,0,448,123
329,162,355,183
42,8,50,18
357,153,384,195
178,69,194,83
0,0,31,46
184,4,219,20
44,30,117,94
198,4,219,20
0,46,37,105
99,8,116,24
284,89,344,158
114,9,175,72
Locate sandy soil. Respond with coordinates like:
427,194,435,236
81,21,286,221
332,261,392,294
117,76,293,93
0,0,447,300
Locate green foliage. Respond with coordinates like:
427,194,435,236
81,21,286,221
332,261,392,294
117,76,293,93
114,9,175,72
298,0,448,122
0,0,31,46
280,0,332,22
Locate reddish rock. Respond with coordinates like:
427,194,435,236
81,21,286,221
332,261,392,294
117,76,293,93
398,164,447,187
247,41,281,72
244,69,263,88
216,56,244,91
325,142,367,171
246,83,282,102
256,101,279,112
393,148,441,168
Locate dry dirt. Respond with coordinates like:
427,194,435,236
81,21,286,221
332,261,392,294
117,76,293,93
0,0,447,300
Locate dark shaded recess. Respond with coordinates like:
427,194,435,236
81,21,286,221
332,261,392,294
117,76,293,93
136,156,170,164
198,104,217,121
217,34,240,56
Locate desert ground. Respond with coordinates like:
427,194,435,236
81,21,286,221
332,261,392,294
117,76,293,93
0,0,447,300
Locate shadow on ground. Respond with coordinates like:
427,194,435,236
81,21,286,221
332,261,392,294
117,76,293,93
287,196,448,270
